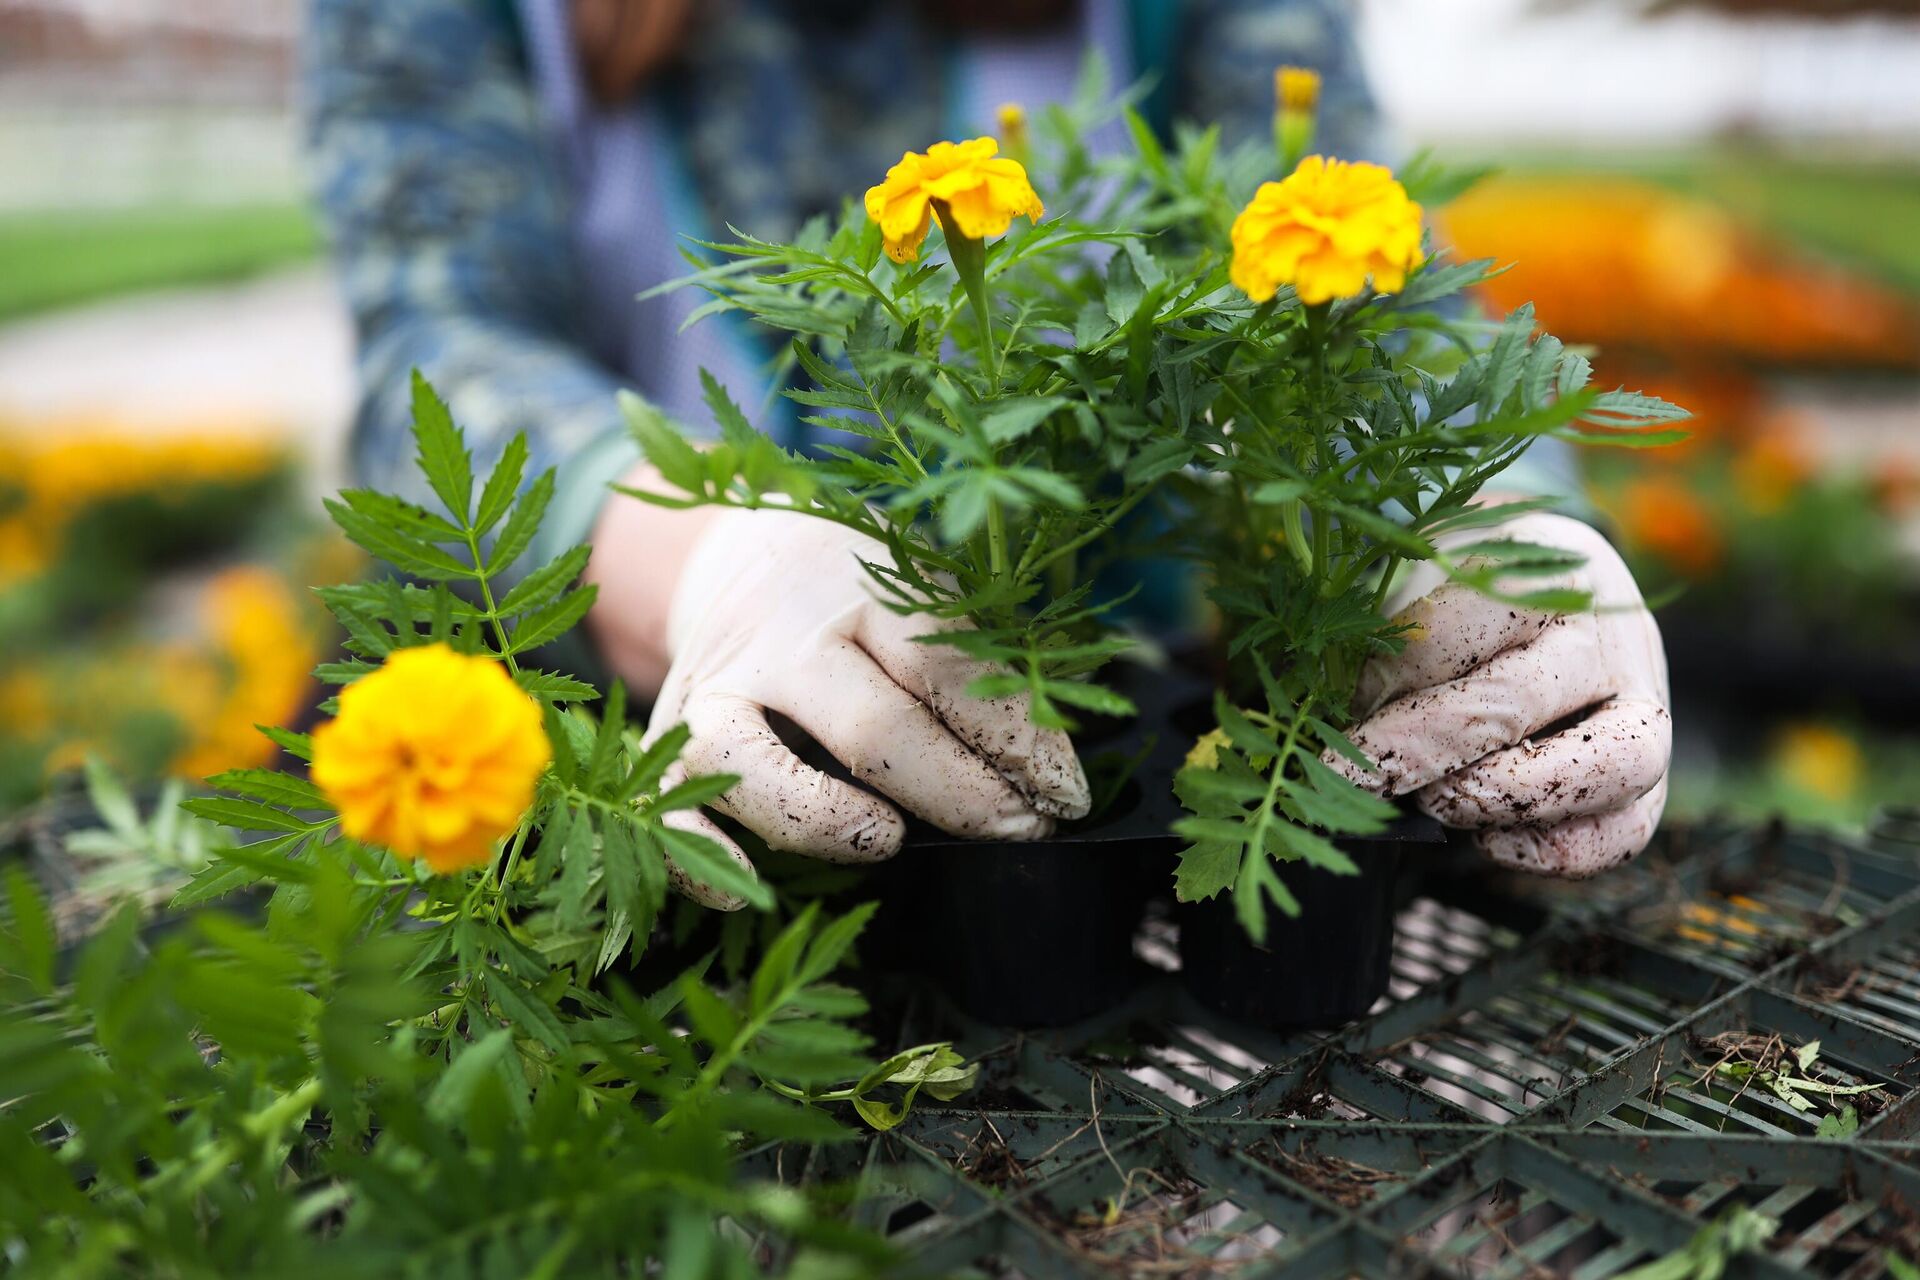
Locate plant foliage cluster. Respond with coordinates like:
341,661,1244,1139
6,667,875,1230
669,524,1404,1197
0,386,970,1277
627,77,1685,938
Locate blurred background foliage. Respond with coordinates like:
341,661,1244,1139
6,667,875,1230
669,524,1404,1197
0,0,1916,834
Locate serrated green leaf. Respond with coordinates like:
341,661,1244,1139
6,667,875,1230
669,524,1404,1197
475,433,529,535
506,585,597,655
648,773,738,816
622,391,707,496
325,500,473,581
487,970,572,1053
514,669,600,704
170,859,262,909
207,769,328,811
181,797,315,833
660,828,770,909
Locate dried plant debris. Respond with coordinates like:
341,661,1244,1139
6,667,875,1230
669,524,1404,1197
1028,1172,1278,1278
1684,1032,1884,1123
1259,1140,1401,1208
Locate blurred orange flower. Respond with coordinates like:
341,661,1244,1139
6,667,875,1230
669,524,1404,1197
1444,177,1920,369
1731,423,1814,516
1612,475,1723,578
1872,456,1920,515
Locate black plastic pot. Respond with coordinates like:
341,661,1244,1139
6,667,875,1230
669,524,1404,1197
861,658,1209,1027
1174,814,1443,1030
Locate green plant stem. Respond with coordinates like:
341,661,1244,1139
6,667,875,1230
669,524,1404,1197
1018,485,1154,583
463,525,520,676
489,821,533,923
986,499,1009,579
1281,501,1314,573
940,210,998,382
1242,699,1313,901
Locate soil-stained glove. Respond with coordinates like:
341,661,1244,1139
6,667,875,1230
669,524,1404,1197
1328,511,1671,877
643,507,1091,907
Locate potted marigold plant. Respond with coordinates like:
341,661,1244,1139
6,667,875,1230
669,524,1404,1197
628,76,1685,1027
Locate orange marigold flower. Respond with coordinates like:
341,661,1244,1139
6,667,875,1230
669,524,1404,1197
1732,426,1813,516
1614,476,1722,579
311,644,549,873
863,137,1044,264
1229,156,1423,305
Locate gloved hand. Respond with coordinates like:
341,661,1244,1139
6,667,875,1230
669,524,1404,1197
640,507,1091,907
1328,511,1671,877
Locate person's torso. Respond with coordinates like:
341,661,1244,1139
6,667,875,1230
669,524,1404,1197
515,0,1136,441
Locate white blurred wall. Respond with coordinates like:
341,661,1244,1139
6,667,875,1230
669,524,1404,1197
1359,0,1920,149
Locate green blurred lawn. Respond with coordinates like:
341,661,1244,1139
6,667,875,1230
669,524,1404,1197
0,204,319,322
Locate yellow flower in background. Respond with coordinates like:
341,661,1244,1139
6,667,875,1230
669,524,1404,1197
1230,156,1423,305
311,644,550,873
995,103,1027,149
170,567,324,778
1771,723,1863,802
1275,65,1321,114
0,425,289,589
863,137,1044,264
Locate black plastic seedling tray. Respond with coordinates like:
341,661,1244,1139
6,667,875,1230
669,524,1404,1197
763,819,1920,1278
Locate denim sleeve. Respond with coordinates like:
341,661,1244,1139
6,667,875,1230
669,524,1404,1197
302,0,639,587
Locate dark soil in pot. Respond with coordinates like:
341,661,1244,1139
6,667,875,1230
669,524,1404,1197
1173,813,1443,1030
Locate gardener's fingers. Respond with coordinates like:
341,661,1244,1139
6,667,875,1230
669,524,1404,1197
778,641,1056,841
649,761,757,911
857,608,1090,820
1354,584,1552,716
1477,777,1668,878
1326,616,1611,797
1417,698,1671,829
680,692,906,864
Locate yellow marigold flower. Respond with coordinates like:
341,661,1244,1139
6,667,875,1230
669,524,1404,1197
1275,65,1321,114
996,102,1027,148
1772,723,1863,802
863,137,1044,264
1229,156,1424,306
311,644,549,873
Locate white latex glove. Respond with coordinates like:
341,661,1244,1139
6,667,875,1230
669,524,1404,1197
1328,511,1671,878
643,507,1091,907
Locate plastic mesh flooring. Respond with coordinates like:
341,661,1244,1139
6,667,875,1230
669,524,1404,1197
750,822,1920,1277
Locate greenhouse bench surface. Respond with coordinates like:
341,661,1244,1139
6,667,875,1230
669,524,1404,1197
747,820,1920,1278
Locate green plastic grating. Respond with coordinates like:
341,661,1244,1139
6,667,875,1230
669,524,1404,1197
746,823,1920,1277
